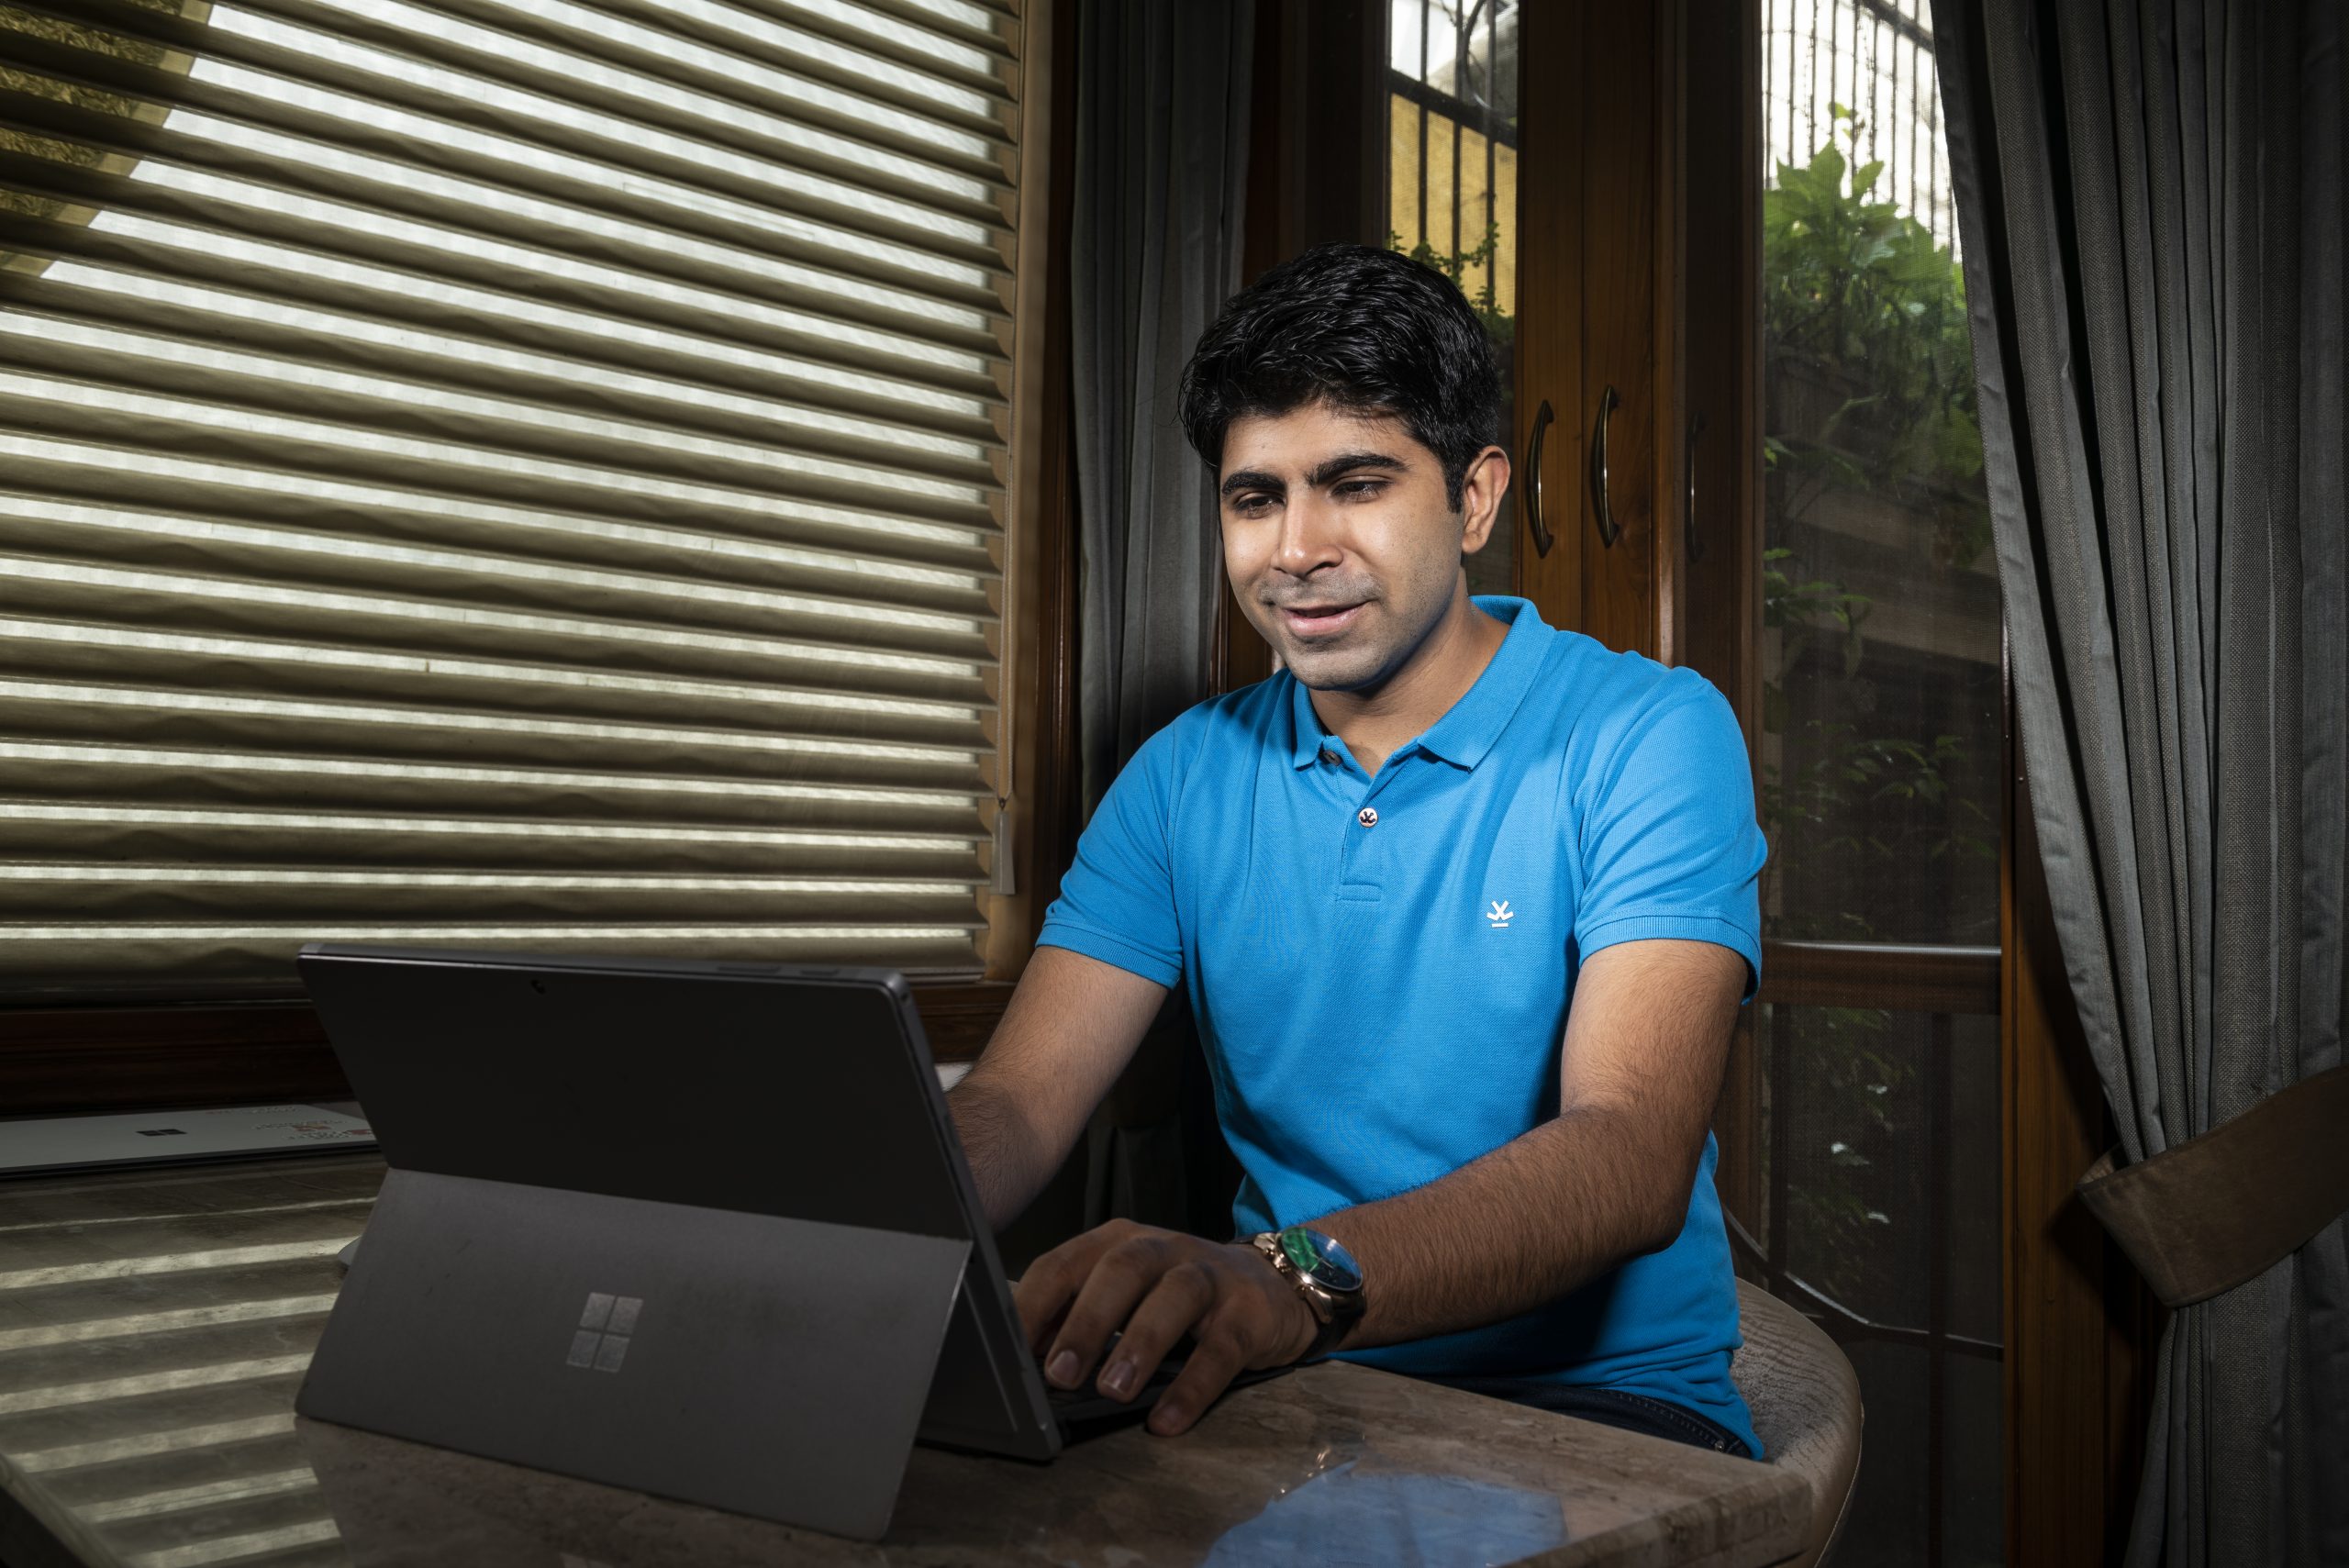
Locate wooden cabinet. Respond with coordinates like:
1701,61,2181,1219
1512,0,1755,728
1513,3,1680,663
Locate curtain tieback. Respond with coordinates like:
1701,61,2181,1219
2076,1063,2349,1308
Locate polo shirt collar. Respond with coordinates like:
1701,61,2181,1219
1287,595,1553,772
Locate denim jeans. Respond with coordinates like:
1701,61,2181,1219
1416,1373,1756,1459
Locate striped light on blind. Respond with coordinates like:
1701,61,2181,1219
0,0,1023,995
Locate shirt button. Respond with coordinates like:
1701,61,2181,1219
1319,749,1339,765
1357,806,1378,828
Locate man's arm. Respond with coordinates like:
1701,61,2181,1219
947,945,1170,1230
1017,937,1742,1433
1301,937,1742,1345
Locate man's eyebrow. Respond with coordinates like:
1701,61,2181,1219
1305,450,1408,488
1219,452,1410,500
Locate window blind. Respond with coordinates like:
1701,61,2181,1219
0,0,1024,995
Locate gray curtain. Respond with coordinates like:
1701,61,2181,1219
1069,0,1253,1231
1072,0,1253,817
1932,2,2346,1562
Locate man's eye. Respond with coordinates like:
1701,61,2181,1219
1230,494,1276,515
1335,480,1386,500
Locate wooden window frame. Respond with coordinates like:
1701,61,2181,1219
1675,5,2159,1558
0,0,1085,1115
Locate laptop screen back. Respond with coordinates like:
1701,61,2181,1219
297,946,972,1240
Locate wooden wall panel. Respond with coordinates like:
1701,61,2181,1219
1513,2,1679,662
985,0,1083,980
1686,0,1763,1225
1511,1,1588,638
2006,733,2160,1564
1678,0,1762,731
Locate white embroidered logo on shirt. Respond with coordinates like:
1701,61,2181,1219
1486,900,1514,929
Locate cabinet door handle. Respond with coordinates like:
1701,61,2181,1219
1523,398,1556,559
1590,384,1622,548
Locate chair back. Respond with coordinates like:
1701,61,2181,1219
1730,1279,1864,1568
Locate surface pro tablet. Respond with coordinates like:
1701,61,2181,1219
292,945,1067,1540
0,1103,375,1177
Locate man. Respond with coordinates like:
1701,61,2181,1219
948,243,1765,1457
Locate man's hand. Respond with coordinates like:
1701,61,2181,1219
1015,1219,1319,1437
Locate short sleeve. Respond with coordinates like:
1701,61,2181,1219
1573,673,1767,997
1035,725,1186,988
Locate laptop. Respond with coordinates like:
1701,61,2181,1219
292,944,1257,1541
0,1103,375,1177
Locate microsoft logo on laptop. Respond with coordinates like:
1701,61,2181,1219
566,1292,642,1373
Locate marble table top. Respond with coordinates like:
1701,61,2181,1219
0,1156,1806,1568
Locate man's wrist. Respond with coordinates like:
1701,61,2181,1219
1249,1227,1367,1361
1279,1283,1322,1363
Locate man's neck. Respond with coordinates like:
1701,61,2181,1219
1308,594,1508,777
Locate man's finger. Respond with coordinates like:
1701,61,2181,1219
1011,1228,1117,1353
1145,1324,1248,1437
1092,1262,1216,1402
1040,1232,1164,1389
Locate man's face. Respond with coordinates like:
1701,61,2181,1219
1218,402,1502,692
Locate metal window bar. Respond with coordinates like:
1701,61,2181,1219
1484,0,1497,298
1761,0,1955,251
1417,0,1431,250
1388,72,1520,149
1449,3,1464,263
1391,0,1519,302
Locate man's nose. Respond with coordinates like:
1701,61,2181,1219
1273,495,1344,575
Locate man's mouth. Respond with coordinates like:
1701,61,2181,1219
1275,602,1366,638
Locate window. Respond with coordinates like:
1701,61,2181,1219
1747,4,2003,1562
0,0,1037,999
1386,0,1517,599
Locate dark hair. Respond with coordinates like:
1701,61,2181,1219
1177,242,1501,508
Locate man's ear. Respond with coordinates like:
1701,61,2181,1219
1458,445,1513,555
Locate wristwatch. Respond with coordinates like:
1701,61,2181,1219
1250,1225,1366,1362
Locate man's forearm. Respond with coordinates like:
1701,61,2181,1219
942,947,1171,1233
947,1072,1064,1232
1302,940,1740,1352
1307,1101,1702,1351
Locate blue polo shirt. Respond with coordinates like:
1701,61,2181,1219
1037,596,1765,1452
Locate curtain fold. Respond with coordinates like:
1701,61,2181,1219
1068,0,1252,1232
1932,1,2346,1561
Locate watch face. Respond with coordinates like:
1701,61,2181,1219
1279,1228,1363,1295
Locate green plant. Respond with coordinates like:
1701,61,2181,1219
1758,115,1999,1311
1764,106,1988,571
1759,113,1998,929
1388,220,1514,341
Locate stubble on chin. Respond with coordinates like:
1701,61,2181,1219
1276,632,1393,694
